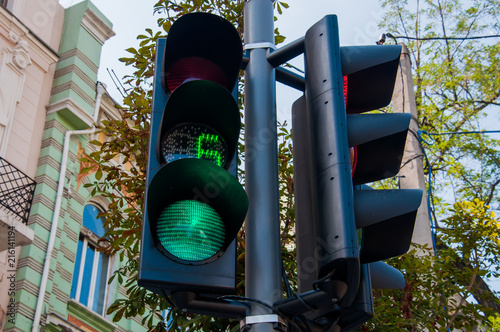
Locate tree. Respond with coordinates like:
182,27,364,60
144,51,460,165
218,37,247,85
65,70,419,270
379,0,500,210
489,314,500,331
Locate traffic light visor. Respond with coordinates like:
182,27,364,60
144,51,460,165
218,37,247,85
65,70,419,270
162,12,243,94
147,158,248,264
341,45,402,114
158,80,241,169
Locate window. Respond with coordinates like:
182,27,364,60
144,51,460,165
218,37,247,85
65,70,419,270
70,204,109,315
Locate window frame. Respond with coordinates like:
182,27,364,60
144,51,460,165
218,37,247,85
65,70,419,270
71,203,111,316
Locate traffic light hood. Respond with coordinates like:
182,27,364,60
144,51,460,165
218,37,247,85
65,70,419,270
147,158,249,265
354,188,423,263
157,80,241,169
341,45,402,114
347,113,411,184
162,12,243,94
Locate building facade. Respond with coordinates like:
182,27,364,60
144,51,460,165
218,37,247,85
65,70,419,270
0,1,151,331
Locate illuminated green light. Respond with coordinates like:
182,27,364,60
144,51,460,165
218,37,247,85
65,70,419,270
197,133,223,166
156,200,225,262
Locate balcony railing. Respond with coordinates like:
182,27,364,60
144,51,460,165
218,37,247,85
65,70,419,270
0,157,36,224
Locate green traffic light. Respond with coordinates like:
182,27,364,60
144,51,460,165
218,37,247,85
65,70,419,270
147,158,248,264
156,200,225,262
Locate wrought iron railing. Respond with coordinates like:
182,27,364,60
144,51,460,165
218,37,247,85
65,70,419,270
0,157,36,224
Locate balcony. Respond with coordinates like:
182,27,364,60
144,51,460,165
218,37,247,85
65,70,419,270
0,156,35,251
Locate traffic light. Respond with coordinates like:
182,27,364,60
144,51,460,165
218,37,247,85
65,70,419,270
291,14,422,329
138,13,247,299
342,47,423,265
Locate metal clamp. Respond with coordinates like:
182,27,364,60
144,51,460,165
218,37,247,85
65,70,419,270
240,314,287,331
243,42,277,51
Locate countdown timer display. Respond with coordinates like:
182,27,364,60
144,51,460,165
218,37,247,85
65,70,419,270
160,123,228,167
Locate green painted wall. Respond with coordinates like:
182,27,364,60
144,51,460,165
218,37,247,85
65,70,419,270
49,0,113,115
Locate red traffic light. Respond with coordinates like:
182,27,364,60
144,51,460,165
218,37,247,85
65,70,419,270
162,12,243,94
164,57,227,93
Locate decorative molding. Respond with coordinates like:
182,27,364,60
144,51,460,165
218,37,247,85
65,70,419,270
16,278,40,300
1,9,59,66
56,261,74,287
17,256,41,272
46,313,86,332
71,191,86,206
37,155,62,174
11,40,31,69
40,137,63,155
67,206,82,225
80,225,101,248
46,97,94,128
67,300,116,332
43,118,69,136
16,298,36,321
27,213,51,230
63,221,79,243
52,281,70,303
81,8,115,46
100,94,121,121
59,48,98,74
32,235,49,253
59,239,77,263
50,81,95,110
9,30,20,43
54,64,96,92
0,38,31,155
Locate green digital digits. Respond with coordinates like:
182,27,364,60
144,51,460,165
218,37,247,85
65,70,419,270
197,133,223,166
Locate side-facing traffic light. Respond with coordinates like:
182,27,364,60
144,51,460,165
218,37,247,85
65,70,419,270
342,45,423,266
292,14,422,329
139,13,248,299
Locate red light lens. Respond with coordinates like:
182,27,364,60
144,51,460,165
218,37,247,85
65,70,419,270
165,57,228,93
350,146,357,177
343,75,348,108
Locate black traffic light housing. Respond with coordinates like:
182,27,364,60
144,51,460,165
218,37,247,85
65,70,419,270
138,14,248,315
286,14,422,330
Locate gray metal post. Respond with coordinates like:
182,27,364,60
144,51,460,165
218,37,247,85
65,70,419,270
243,0,282,331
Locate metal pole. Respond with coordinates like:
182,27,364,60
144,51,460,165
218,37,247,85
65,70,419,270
243,0,282,331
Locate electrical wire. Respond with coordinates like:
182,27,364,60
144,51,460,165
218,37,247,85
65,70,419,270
281,258,293,298
426,130,500,136
392,34,500,41
417,133,438,252
106,68,126,99
385,32,500,42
